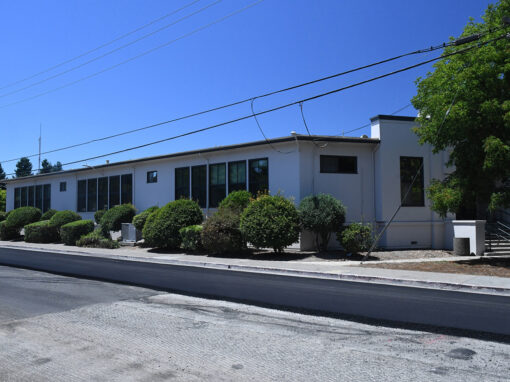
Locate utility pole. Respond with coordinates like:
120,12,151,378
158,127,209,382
38,124,42,173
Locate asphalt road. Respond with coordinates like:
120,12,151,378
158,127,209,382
1,266,509,381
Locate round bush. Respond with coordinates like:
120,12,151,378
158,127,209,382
0,211,6,222
100,204,137,235
218,190,252,214
24,220,58,243
132,206,159,232
0,221,19,241
299,194,346,252
60,220,94,246
240,194,300,253
94,209,106,224
202,210,244,254
41,209,57,221
49,210,82,229
6,206,42,231
338,223,373,254
76,229,120,249
143,199,203,249
179,225,203,252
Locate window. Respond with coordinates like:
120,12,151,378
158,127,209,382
109,176,120,207
28,186,35,207
87,178,97,212
35,185,43,211
400,156,424,207
60,182,67,192
249,158,268,196
228,161,246,193
209,163,226,208
98,177,109,211
20,187,27,207
192,165,207,208
77,180,87,212
147,171,158,184
42,184,51,213
175,167,190,200
320,155,357,174
121,174,133,204
14,188,21,209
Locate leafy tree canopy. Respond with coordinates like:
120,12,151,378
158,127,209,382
412,1,510,219
40,159,63,174
0,163,6,190
15,157,32,178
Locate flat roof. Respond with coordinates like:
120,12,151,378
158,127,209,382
370,115,416,122
4,134,380,183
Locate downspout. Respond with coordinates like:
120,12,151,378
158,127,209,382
428,149,434,248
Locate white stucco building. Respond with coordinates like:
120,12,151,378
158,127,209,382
4,115,454,250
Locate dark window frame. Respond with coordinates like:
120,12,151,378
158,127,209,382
228,160,247,193
121,174,133,205
400,156,425,207
248,158,269,196
209,163,226,208
319,155,358,174
146,171,158,184
175,167,190,200
87,178,98,212
77,180,87,212
191,165,207,208
60,182,67,192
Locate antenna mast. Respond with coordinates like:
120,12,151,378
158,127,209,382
38,124,42,172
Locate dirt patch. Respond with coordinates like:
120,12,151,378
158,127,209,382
362,257,510,278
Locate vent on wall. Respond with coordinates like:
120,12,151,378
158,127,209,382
411,241,418,245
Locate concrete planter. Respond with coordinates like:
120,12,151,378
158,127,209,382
452,220,486,255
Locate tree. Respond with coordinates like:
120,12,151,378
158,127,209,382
0,163,6,189
411,1,510,219
52,161,63,172
40,159,63,174
15,157,33,178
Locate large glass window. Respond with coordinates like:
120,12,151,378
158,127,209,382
42,184,51,213
35,185,43,211
228,161,246,193
87,178,97,212
249,158,268,196
400,156,424,207
14,188,21,209
192,165,207,208
175,167,190,200
77,180,87,212
121,174,133,204
109,176,120,207
20,187,27,207
28,186,35,207
98,177,109,211
320,155,357,174
209,163,226,208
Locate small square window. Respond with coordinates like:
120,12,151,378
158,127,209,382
147,171,158,183
60,182,67,192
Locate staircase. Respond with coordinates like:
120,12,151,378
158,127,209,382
486,221,510,255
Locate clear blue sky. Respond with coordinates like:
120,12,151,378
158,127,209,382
0,0,493,176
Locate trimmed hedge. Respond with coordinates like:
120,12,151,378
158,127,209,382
240,194,300,253
201,210,243,254
133,206,159,232
100,204,137,235
60,220,94,246
298,194,346,252
179,225,203,252
41,209,57,221
0,211,6,222
0,221,19,241
94,210,106,224
76,229,120,249
24,220,58,243
49,210,82,229
5,207,42,231
218,190,252,214
338,223,373,254
143,199,203,249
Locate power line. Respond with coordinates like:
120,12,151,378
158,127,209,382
0,0,265,110
0,30,496,164
0,0,202,91
0,0,219,99
5,32,504,176
341,103,413,136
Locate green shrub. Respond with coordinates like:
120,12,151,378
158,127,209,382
338,223,373,254
218,190,252,214
94,209,106,224
24,220,58,243
76,229,120,249
240,194,300,253
100,204,137,235
202,210,244,254
5,210,12,220
49,210,82,229
5,206,42,231
0,221,19,241
143,199,203,249
179,225,203,252
132,206,159,232
299,194,346,252
0,211,6,222
41,209,57,221
60,220,94,246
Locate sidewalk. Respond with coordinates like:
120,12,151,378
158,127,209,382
1,240,510,295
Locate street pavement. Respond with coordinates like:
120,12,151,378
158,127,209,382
1,266,509,381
